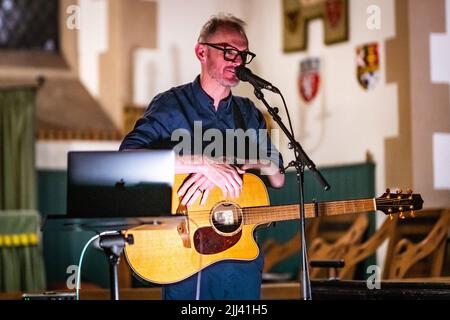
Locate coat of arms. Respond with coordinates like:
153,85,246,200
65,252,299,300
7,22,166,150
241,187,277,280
298,57,320,103
326,0,344,28
356,43,380,90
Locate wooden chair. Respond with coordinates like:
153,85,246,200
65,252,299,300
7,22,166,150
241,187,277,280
308,214,368,279
386,208,450,279
262,219,318,276
340,208,450,280
262,213,369,280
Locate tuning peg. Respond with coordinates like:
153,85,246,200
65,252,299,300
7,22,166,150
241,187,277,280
399,212,406,219
385,188,391,199
389,214,394,221
396,189,403,194
407,188,413,195
409,211,416,218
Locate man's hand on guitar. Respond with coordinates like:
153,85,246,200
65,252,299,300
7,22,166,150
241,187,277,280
240,161,285,189
178,161,245,207
178,173,214,207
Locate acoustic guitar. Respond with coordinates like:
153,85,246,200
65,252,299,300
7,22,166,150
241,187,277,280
124,173,423,284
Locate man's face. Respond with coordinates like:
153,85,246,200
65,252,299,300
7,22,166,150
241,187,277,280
203,28,249,88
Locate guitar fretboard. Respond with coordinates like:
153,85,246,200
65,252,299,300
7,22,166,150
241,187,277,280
243,199,376,225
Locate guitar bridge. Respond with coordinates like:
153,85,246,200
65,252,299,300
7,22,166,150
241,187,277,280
176,201,191,248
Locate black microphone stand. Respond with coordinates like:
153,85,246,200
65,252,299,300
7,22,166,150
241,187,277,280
99,232,134,300
252,87,330,300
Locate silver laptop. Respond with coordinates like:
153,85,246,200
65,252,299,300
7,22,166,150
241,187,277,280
67,150,175,218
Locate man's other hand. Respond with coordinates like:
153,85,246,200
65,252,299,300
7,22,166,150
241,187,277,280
177,162,244,207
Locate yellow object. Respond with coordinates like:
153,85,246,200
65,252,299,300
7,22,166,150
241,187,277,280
0,233,39,247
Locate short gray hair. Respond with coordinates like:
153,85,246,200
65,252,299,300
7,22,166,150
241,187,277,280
198,13,248,43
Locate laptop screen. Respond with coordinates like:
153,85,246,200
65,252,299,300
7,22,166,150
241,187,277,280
67,150,175,218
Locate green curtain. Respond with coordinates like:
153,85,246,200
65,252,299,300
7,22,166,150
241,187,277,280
0,210,46,292
0,88,37,209
0,88,46,293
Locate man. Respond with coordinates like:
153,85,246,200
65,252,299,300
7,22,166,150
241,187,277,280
120,13,284,299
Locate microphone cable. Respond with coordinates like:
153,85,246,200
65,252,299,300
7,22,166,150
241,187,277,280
278,91,296,141
76,234,99,300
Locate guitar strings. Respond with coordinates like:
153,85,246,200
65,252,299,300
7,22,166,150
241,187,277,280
171,199,415,227
175,200,416,216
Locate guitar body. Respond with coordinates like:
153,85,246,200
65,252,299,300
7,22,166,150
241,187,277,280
124,173,270,284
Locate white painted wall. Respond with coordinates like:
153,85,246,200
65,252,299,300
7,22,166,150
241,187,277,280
430,0,450,191
132,0,248,104
78,0,108,98
433,133,450,190
36,141,120,170
430,0,450,87
245,0,397,192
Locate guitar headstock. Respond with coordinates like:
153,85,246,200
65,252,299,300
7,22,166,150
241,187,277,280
376,189,424,219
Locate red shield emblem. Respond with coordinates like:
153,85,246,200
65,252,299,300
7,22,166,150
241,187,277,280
356,43,380,90
298,58,320,103
325,0,343,28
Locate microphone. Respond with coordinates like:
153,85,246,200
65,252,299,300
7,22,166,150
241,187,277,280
235,65,280,94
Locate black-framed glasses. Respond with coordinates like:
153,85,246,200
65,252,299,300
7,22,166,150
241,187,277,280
200,42,256,65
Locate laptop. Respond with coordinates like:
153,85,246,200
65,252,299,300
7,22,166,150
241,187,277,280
66,150,175,218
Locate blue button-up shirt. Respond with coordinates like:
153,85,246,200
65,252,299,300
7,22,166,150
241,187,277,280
120,76,281,167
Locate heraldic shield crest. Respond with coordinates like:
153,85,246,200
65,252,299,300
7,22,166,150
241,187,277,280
356,43,380,90
298,58,320,103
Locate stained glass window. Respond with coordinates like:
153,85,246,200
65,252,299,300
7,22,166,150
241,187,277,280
0,0,58,52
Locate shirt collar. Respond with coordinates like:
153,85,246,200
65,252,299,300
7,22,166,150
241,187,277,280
192,75,233,111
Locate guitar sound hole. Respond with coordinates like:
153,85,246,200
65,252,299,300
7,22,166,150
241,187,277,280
210,202,243,235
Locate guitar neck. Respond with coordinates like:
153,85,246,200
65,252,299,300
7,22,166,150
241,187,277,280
243,198,376,225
